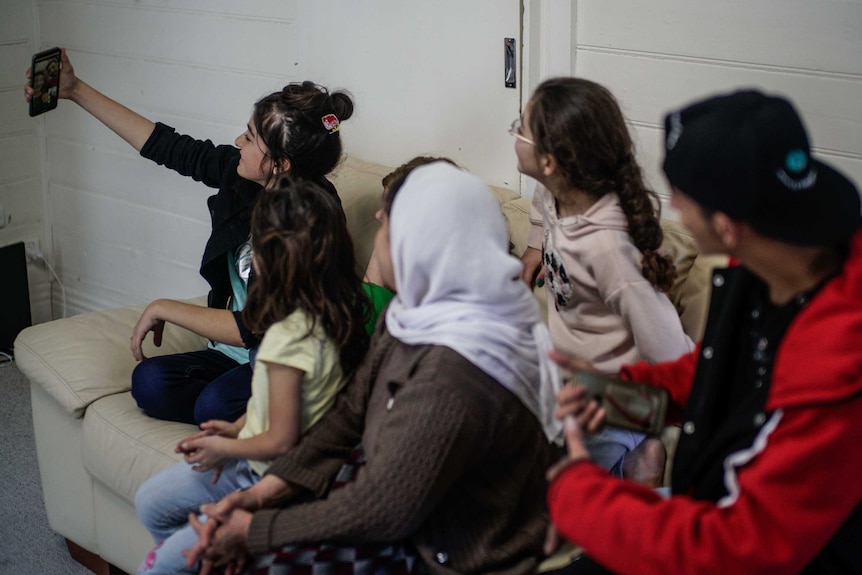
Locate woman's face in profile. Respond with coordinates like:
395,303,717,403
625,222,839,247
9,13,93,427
373,209,396,291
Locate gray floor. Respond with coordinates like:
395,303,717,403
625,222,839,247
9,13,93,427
0,357,91,575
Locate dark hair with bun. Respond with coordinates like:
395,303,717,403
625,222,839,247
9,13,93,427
253,81,354,189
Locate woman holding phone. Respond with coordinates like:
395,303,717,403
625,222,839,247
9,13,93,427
25,49,355,426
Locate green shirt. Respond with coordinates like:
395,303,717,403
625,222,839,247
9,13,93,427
363,283,395,334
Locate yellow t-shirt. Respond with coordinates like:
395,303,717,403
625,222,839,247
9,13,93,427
238,309,345,476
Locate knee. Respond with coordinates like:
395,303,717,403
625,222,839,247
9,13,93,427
623,437,667,488
131,359,167,408
193,391,238,425
135,475,161,530
193,371,251,424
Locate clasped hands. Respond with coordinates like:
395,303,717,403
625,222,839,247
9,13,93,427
182,489,256,575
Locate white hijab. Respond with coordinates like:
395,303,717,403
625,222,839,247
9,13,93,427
385,163,561,441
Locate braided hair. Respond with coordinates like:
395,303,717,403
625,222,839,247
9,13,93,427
528,77,676,292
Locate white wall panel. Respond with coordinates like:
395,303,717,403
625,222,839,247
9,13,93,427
570,0,862,219
51,227,208,303
577,0,862,76
294,1,522,189
42,0,299,21
0,90,35,135
47,139,209,221
49,184,209,266
38,2,300,76
578,50,862,191
0,133,41,184
0,0,32,39
0,179,43,226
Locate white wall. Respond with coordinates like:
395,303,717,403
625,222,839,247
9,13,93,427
565,0,862,217
0,0,52,324
38,0,302,316
9,0,862,320
27,0,521,318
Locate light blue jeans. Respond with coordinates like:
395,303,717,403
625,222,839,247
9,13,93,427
134,458,259,574
585,427,645,476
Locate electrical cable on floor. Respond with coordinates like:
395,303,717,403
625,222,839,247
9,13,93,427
0,351,13,366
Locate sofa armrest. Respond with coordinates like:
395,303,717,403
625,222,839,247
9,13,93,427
15,298,209,418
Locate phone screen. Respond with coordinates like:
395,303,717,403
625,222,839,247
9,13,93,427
30,47,61,117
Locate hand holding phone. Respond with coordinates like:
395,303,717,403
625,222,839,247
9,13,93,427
29,47,62,117
569,371,669,436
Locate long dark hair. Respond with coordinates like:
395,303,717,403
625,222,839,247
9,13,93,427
242,179,369,374
253,81,355,189
528,77,676,293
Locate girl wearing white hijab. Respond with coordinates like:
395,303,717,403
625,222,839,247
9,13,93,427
185,162,560,575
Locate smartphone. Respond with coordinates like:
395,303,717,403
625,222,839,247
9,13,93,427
570,371,669,436
29,47,62,117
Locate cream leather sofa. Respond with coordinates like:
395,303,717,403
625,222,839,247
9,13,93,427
15,156,726,574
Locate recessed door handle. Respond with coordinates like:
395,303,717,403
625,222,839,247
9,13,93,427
504,37,516,88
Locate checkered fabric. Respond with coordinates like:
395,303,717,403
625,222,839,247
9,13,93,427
244,445,426,575
247,542,426,575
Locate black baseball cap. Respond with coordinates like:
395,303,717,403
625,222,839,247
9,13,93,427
662,90,861,246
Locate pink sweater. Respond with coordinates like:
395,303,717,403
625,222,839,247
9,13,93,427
528,185,693,372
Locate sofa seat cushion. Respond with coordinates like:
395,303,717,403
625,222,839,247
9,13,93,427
15,299,209,418
82,392,196,504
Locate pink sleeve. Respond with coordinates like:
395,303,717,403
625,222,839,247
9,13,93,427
527,185,545,250
548,396,862,575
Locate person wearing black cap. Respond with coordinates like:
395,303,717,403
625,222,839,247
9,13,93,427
544,90,862,575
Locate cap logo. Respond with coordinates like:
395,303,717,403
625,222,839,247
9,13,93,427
666,113,683,150
785,149,808,173
776,149,817,192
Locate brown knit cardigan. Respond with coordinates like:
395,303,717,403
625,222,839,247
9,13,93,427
246,323,557,575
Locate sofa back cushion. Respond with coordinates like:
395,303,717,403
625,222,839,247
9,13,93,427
331,156,726,342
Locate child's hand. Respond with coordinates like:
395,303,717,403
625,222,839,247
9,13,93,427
200,419,241,439
549,349,606,433
175,429,214,454
130,300,167,361
182,435,230,475
520,247,546,289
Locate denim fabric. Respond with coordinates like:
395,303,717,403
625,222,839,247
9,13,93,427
131,348,252,425
585,427,645,476
135,459,258,574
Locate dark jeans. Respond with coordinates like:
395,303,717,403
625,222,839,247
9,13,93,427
131,348,253,425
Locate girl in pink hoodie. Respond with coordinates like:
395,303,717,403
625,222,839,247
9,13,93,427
514,78,693,482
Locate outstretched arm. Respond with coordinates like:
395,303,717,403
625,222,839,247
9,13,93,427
25,48,155,151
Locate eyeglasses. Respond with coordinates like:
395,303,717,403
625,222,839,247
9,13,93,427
509,118,535,146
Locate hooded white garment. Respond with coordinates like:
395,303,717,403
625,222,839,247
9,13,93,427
385,162,562,441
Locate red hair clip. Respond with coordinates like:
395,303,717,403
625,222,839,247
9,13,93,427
322,114,340,134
